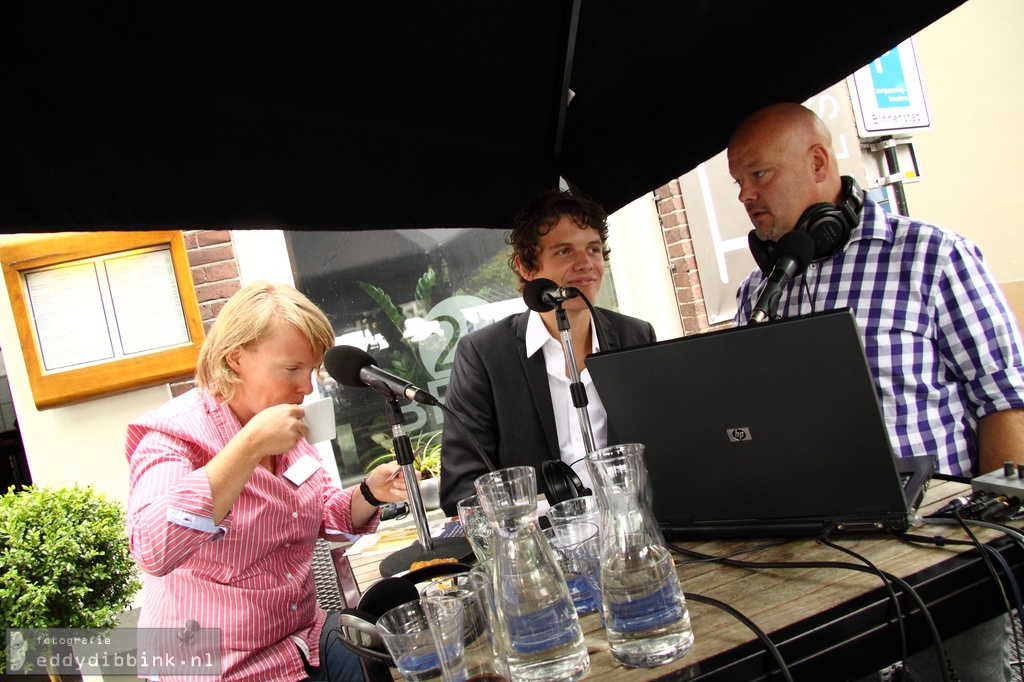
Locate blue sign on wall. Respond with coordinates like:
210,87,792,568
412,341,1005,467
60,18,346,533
871,50,910,109
849,38,930,136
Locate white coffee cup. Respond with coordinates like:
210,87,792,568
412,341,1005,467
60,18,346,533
301,396,336,443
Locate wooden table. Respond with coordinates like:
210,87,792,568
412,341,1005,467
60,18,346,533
332,478,1024,681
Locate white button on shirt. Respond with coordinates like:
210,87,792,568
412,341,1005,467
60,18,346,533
524,311,607,492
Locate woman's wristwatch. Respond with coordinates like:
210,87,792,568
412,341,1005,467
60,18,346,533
359,478,384,506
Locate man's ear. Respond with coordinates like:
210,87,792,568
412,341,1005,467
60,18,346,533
513,256,534,283
810,143,831,180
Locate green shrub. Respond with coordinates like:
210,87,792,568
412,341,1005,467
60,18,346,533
0,485,141,673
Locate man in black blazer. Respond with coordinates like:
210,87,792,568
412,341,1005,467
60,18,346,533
439,189,656,515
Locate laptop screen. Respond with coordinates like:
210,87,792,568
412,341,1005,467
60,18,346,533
587,309,931,538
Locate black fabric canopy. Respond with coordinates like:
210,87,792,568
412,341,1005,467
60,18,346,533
0,1,966,232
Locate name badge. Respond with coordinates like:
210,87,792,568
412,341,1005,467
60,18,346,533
284,454,322,486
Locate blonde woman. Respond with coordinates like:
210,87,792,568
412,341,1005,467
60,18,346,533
127,281,410,682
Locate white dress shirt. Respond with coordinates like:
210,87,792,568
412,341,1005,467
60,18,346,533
524,310,608,492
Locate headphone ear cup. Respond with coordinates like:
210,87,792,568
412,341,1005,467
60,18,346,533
336,609,393,663
747,230,776,276
795,202,851,261
358,577,420,619
338,577,420,664
542,460,589,505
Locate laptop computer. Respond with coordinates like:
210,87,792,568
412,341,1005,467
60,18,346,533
587,308,934,539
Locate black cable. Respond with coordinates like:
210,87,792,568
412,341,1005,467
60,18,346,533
686,591,794,682
979,544,1024,669
951,514,1022,676
953,514,1012,609
672,537,795,564
668,540,952,682
800,270,815,317
567,455,587,470
435,401,495,472
818,533,910,677
924,516,1024,552
907,524,1024,678
578,292,610,352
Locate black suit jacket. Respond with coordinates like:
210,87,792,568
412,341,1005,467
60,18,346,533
439,308,656,515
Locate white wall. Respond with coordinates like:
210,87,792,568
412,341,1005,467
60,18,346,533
607,194,685,341
906,0,1024,283
0,236,171,506
232,230,296,285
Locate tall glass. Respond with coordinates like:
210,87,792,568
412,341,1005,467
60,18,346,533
421,595,469,682
375,600,444,681
474,466,590,682
586,443,694,667
456,495,493,564
542,522,602,616
422,574,506,681
546,495,601,530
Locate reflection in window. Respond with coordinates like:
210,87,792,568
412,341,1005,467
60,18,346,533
288,228,619,487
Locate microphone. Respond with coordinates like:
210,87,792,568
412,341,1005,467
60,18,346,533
325,345,471,574
324,346,439,406
523,278,581,313
748,230,815,324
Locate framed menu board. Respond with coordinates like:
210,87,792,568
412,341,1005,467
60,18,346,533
0,231,205,409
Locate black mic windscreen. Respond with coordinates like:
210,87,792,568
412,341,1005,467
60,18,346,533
523,277,558,313
775,230,816,273
324,345,376,388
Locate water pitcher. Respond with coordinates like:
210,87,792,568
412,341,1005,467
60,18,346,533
474,466,589,682
586,443,694,667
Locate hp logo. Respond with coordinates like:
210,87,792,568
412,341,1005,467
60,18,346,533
728,427,752,442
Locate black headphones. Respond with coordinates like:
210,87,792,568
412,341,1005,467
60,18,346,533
541,459,591,505
336,576,421,665
748,175,864,276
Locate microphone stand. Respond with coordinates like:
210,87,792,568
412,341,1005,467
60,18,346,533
554,302,597,455
376,394,471,577
385,396,433,553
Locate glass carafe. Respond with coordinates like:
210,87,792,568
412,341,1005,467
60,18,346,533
586,443,694,667
474,466,589,682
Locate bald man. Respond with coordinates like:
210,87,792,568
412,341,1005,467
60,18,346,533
729,103,1024,479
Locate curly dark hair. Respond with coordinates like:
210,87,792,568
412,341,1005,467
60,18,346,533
506,188,611,291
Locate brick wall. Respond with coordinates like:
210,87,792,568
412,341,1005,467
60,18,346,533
652,181,730,335
170,230,243,397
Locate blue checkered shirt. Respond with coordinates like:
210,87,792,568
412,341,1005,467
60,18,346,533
734,195,1024,476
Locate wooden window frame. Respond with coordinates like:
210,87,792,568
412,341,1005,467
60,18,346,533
0,231,204,409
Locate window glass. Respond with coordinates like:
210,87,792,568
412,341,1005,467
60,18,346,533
287,228,618,487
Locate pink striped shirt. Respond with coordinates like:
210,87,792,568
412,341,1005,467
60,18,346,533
126,389,378,681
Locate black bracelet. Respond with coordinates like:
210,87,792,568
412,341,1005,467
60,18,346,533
359,478,384,507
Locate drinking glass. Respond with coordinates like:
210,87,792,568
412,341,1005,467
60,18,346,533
542,521,602,616
376,600,444,681
456,495,493,564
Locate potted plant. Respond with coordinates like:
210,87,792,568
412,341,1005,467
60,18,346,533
0,485,141,680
